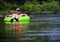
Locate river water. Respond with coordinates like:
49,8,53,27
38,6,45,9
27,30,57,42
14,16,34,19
0,14,60,42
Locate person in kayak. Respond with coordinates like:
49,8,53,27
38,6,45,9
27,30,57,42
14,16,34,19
8,8,27,22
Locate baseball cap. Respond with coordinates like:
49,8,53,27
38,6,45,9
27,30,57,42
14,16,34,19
16,8,20,11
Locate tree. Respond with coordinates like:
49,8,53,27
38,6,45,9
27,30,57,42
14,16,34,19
20,0,41,14
40,1,60,13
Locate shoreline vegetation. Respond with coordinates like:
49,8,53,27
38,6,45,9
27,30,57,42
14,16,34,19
0,0,60,14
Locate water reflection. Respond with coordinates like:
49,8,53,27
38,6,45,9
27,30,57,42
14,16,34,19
3,14,60,42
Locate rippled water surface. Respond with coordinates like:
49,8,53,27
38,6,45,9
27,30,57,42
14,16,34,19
1,14,60,42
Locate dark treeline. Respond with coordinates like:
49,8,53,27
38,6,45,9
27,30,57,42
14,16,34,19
0,0,60,14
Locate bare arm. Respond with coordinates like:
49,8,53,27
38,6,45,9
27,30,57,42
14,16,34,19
5,14,12,17
21,14,28,16
9,14,13,16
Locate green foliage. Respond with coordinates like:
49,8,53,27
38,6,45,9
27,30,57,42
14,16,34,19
21,0,60,14
49,1,60,12
0,0,60,14
20,0,41,13
41,1,60,13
